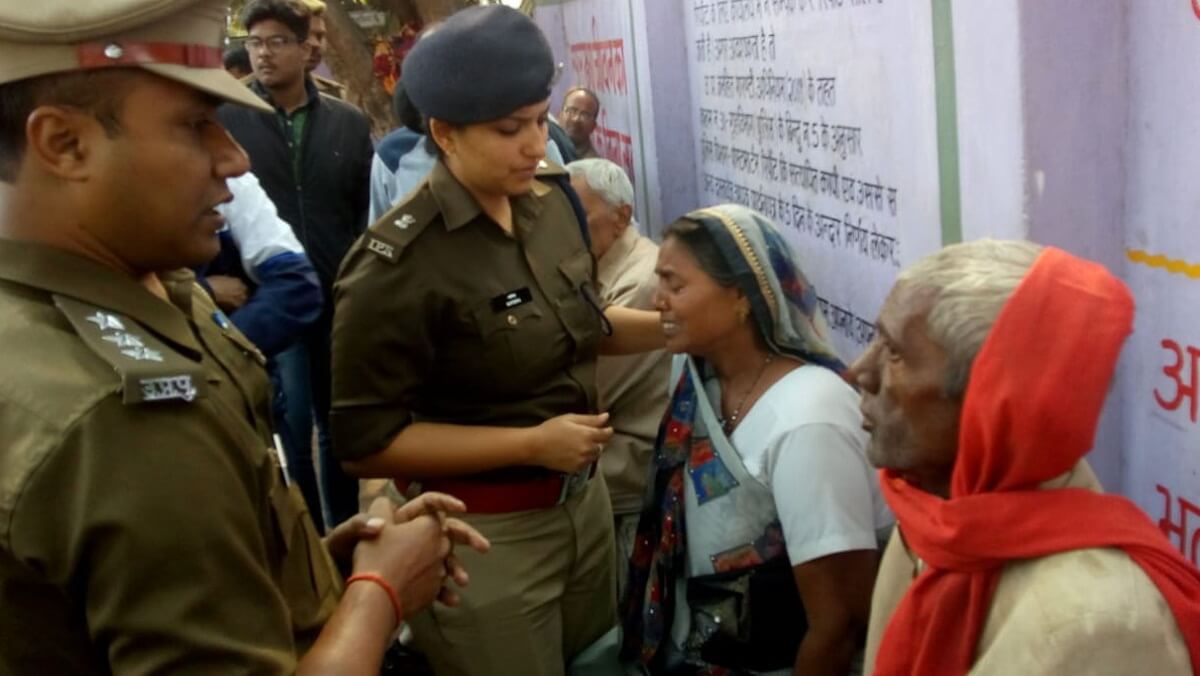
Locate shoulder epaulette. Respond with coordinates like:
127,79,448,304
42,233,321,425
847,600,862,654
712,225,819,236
54,295,206,406
363,181,441,263
535,158,568,177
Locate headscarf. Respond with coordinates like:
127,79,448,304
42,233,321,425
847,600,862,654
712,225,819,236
874,247,1200,675
681,204,845,370
621,204,842,667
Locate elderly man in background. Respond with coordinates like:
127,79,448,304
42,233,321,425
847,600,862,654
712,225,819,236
567,158,670,597
850,239,1200,675
561,87,601,160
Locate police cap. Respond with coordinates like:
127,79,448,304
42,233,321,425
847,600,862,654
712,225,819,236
0,0,270,111
401,5,556,125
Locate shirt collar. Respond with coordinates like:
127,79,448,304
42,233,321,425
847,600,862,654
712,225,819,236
427,160,551,234
250,77,321,114
428,161,484,231
0,239,203,359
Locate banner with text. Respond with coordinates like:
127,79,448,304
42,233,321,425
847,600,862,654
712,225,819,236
540,0,650,228
684,0,943,360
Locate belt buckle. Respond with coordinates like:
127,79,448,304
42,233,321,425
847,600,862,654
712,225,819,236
556,464,592,505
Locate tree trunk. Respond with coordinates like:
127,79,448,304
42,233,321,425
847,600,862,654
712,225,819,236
320,0,480,136
322,1,396,138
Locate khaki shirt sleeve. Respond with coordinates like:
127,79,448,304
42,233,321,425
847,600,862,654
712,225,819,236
9,398,298,675
331,243,435,461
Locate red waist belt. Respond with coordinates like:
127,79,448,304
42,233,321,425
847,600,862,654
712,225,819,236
413,464,596,514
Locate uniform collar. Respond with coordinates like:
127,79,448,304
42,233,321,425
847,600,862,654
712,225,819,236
427,160,482,231
427,160,549,233
0,239,203,359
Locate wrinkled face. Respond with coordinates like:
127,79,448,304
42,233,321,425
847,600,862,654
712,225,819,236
848,282,962,496
571,175,628,259
80,73,249,272
247,19,310,90
653,235,745,356
437,99,550,198
305,14,326,71
560,90,598,147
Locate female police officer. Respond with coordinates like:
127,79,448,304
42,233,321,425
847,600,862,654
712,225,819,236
330,6,661,675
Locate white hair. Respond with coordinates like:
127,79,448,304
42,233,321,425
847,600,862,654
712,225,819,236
566,158,634,210
897,239,1043,397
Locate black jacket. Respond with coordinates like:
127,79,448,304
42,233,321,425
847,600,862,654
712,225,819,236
218,79,372,295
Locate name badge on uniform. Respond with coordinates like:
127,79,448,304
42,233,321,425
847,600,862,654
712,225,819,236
491,287,533,313
139,375,198,402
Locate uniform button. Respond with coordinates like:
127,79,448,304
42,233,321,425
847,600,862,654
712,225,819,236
507,314,518,326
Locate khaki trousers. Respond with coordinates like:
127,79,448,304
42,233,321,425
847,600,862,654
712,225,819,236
408,475,617,676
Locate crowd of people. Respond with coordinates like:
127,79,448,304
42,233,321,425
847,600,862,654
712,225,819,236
0,0,1199,675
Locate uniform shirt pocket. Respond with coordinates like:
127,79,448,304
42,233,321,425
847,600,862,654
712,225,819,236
270,478,340,633
469,301,548,379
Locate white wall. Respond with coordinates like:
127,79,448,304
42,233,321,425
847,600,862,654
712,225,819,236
953,0,1027,243
1121,0,1200,566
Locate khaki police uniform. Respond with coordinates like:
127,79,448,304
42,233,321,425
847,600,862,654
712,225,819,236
332,159,617,675
0,241,341,673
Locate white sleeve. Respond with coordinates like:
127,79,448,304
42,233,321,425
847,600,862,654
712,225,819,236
368,153,394,224
768,423,881,566
218,172,305,282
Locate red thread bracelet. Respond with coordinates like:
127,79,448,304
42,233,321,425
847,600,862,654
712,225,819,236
346,573,404,627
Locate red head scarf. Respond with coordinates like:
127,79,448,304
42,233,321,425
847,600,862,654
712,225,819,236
874,247,1200,675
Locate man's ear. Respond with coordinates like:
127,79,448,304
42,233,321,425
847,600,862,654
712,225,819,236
615,203,633,231
24,106,100,181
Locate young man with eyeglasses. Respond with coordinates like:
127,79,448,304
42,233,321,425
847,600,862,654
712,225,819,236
560,86,601,159
220,0,372,532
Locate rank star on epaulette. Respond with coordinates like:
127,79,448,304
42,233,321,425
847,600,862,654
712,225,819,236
86,311,125,331
394,213,417,230
121,346,164,362
102,332,145,349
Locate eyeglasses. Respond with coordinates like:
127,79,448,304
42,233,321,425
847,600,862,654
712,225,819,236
245,35,298,52
562,106,596,122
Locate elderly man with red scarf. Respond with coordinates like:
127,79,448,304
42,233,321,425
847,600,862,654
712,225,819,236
850,239,1200,675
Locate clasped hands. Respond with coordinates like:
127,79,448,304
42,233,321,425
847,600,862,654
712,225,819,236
324,492,490,617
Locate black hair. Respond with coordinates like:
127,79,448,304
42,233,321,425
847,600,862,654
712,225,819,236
241,0,311,41
223,46,251,75
393,84,424,133
0,72,128,183
664,218,742,288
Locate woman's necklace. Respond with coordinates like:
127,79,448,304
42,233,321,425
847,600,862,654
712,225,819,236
720,353,774,435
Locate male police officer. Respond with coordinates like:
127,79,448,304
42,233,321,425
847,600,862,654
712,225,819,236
0,1,485,673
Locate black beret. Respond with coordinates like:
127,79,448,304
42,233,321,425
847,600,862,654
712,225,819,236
401,5,555,125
